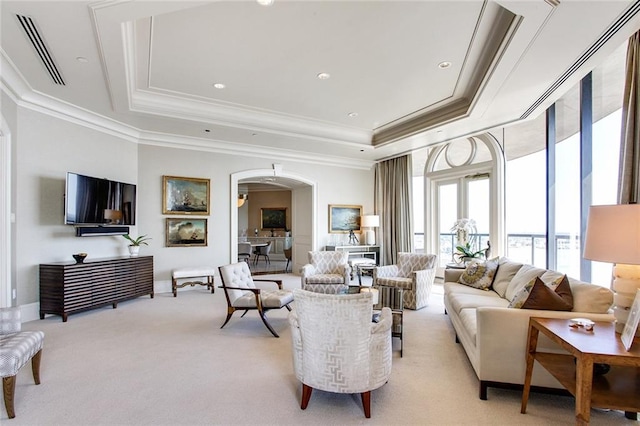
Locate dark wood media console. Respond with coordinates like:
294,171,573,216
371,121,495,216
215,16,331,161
39,256,154,321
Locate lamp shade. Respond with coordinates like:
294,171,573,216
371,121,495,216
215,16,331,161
361,215,380,228
583,204,640,265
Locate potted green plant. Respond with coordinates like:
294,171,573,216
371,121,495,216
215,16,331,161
123,234,151,256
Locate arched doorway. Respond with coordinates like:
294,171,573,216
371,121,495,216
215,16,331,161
230,167,317,274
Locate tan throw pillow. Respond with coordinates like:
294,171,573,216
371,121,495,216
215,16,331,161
457,259,499,290
509,275,573,311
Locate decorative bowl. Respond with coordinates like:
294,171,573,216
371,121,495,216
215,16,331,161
72,253,88,263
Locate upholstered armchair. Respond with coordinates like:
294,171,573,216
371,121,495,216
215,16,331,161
218,262,294,337
374,252,437,310
288,289,392,418
1,307,45,419
300,251,350,294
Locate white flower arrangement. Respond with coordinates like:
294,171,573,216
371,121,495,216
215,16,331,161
450,218,485,263
450,218,477,246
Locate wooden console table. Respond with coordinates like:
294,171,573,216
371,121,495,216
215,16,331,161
39,256,154,321
521,317,640,425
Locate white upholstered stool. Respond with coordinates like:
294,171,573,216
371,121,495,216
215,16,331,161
171,267,216,297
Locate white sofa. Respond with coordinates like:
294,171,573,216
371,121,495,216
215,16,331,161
443,257,614,399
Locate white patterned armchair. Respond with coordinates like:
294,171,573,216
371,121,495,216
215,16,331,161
374,252,437,310
1,307,45,418
288,289,392,418
300,251,350,294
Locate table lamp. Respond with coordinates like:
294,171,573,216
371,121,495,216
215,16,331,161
583,204,640,334
361,215,380,245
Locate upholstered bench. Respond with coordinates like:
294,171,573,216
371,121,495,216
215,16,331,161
1,307,45,419
171,267,216,297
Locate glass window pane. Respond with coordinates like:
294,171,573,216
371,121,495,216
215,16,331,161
590,40,625,287
413,176,424,252
504,114,547,267
555,84,581,278
467,178,490,255
438,183,458,267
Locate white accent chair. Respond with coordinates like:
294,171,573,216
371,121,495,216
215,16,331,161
300,251,350,294
0,307,45,419
288,289,392,418
373,253,437,310
218,262,294,337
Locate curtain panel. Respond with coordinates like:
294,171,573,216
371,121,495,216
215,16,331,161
374,155,414,265
619,31,640,205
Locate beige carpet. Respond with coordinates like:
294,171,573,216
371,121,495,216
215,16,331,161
6,274,636,425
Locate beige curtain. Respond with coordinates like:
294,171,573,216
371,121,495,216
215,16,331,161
619,31,640,204
374,155,413,265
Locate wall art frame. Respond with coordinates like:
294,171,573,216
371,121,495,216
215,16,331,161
261,207,287,230
329,204,362,233
621,288,640,351
165,218,208,247
162,175,210,215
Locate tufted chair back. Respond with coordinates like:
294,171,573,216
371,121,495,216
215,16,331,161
308,251,349,274
218,261,257,305
397,252,438,277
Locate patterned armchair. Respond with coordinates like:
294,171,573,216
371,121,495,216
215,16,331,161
1,307,45,418
288,289,392,418
300,251,350,294
373,252,437,310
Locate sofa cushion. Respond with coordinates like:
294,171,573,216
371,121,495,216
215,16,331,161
491,258,523,298
505,264,548,302
458,260,499,290
508,275,573,310
448,292,508,315
567,277,614,313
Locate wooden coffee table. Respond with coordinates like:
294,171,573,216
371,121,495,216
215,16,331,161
520,317,640,425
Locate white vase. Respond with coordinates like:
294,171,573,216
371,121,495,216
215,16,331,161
128,245,140,256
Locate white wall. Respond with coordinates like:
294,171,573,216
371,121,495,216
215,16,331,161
3,94,374,313
138,145,373,290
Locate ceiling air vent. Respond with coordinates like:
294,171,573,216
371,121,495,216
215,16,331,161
16,14,65,85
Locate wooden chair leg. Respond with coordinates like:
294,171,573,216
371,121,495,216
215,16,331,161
301,384,313,410
32,349,43,385
258,309,279,337
220,308,235,329
361,391,371,418
3,376,16,419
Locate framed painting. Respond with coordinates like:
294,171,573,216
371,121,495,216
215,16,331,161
329,204,362,233
162,175,210,215
621,289,640,350
261,207,287,230
166,218,208,247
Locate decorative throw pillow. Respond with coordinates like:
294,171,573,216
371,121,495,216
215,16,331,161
508,275,573,311
457,259,499,290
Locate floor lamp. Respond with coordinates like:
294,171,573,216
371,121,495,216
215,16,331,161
583,204,640,335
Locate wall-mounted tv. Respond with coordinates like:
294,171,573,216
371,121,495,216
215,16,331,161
65,172,136,226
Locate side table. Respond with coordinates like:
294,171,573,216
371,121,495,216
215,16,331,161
374,285,404,357
520,317,640,425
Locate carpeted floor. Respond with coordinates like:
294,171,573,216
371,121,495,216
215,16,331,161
6,274,636,425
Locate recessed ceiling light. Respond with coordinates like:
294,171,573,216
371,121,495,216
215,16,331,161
256,0,274,5
348,112,358,118
317,72,330,80
213,83,226,89
76,57,88,63
438,61,452,69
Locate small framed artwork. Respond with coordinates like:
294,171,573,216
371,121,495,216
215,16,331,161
621,289,640,351
166,218,208,247
329,204,362,233
261,208,287,230
162,175,210,215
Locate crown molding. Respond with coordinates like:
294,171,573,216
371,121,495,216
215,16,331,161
1,51,374,170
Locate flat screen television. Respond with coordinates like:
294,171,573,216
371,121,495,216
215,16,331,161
65,172,136,226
